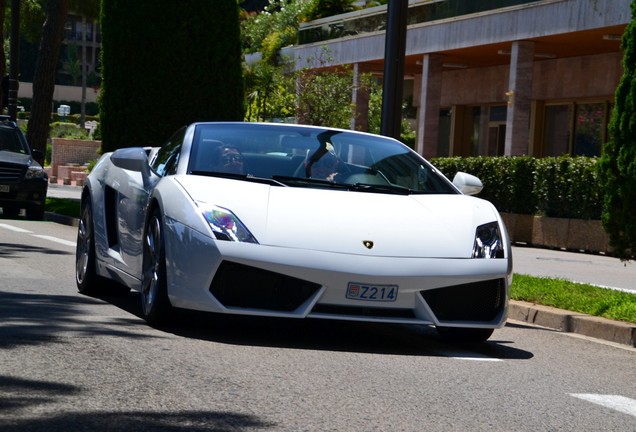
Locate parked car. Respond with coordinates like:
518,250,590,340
75,122,512,342
0,115,48,220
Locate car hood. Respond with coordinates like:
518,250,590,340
177,176,500,258
0,151,37,167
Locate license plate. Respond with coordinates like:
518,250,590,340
346,283,398,302
0,184,9,193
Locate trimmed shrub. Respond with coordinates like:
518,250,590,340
432,156,602,220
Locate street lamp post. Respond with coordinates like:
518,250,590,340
380,0,408,141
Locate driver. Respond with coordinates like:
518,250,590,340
210,145,245,175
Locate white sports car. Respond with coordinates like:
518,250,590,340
75,122,512,342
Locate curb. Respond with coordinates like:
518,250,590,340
44,211,79,227
509,300,636,347
41,212,636,348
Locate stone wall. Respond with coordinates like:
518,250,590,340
501,213,611,255
51,138,101,177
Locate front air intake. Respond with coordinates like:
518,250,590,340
420,279,506,322
210,261,321,312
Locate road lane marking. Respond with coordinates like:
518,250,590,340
0,223,32,233
0,223,76,247
570,394,636,418
32,235,76,248
452,356,502,362
450,354,502,362
440,347,503,362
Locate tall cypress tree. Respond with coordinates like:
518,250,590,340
598,0,636,260
99,1,244,152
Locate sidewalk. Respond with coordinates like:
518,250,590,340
510,245,636,347
512,245,635,294
47,181,83,200
44,182,636,347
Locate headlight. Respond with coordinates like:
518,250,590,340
199,203,258,244
472,222,504,258
25,166,46,179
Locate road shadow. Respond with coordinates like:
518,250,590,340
0,290,158,349
0,284,533,360
96,290,534,360
0,375,273,431
0,242,74,257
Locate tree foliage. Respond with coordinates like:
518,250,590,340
598,0,636,260
296,67,356,129
242,0,314,63
100,0,244,152
304,0,356,20
244,61,296,121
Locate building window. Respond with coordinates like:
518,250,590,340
543,104,572,156
573,102,605,156
543,102,608,157
487,105,507,156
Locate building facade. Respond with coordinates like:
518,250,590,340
60,12,101,86
282,0,629,158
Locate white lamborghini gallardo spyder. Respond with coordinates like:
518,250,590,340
75,122,512,342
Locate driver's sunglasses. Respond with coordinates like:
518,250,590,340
222,154,243,164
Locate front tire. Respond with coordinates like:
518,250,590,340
436,327,494,343
140,207,173,326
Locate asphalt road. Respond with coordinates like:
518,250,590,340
0,218,635,431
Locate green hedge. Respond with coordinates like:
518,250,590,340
431,156,603,220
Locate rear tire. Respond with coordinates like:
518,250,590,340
26,205,45,221
140,207,173,326
436,327,494,343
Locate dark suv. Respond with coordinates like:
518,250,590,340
0,115,48,220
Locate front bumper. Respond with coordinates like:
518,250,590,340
0,178,48,211
162,221,511,329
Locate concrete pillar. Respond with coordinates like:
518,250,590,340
415,54,443,159
504,41,534,156
351,63,370,132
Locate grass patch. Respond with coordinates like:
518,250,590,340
46,197,80,218
511,274,636,324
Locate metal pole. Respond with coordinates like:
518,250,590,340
9,0,20,121
380,0,408,140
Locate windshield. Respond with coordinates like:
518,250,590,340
0,126,29,155
188,123,458,195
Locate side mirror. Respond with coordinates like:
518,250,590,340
110,147,149,172
110,147,153,188
452,171,483,196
